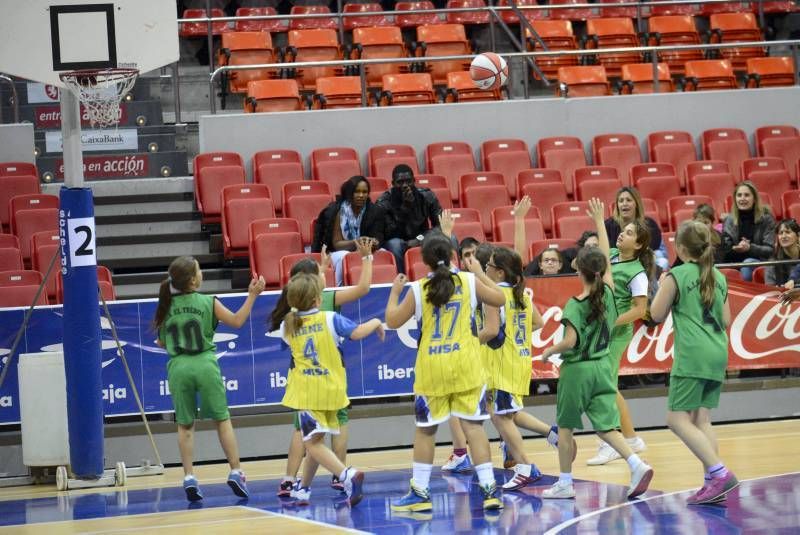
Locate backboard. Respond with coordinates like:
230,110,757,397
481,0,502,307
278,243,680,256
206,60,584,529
0,0,179,87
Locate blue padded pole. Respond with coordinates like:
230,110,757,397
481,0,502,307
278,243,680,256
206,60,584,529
59,187,104,478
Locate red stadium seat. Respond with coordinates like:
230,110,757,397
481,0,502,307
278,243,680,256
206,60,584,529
648,131,697,190
667,195,714,231
755,125,799,155
342,2,392,31
759,130,800,184
463,185,511,235
492,205,545,249
0,246,22,272
234,7,285,33
416,174,453,209
366,177,390,202
701,128,751,181
458,172,505,206
556,65,612,97
572,166,620,196
426,141,477,202
451,208,485,241
619,63,675,94
0,269,48,307
311,147,362,192
253,150,304,213
250,232,304,287
30,231,60,301
631,175,682,228
549,0,593,21
683,59,738,92
481,139,532,198
218,31,277,95
54,266,114,304
405,246,428,280
289,5,337,30
741,156,786,181
537,136,587,196
282,181,332,212
445,0,490,25
781,190,800,219
575,178,624,208
630,162,678,187
555,215,594,240
719,268,743,282
10,203,59,265
194,152,246,226
530,238,576,260
415,24,473,85
279,253,335,287
687,172,735,215
180,8,230,38
516,168,563,197
519,181,569,235
592,133,641,186
8,194,59,236
284,194,334,246
686,160,731,183
748,170,792,218
662,231,678,264
343,250,397,285
284,29,342,91
641,197,661,224
369,144,420,178
0,171,40,233
395,1,443,29
221,185,275,259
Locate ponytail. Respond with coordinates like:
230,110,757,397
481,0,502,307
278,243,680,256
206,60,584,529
576,247,608,324
284,308,303,336
587,275,606,324
676,220,717,309
491,246,527,310
698,240,716,309
151,278,173,331
270,288,290,332
421,232,458,307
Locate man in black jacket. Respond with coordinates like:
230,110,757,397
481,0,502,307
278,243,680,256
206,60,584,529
376,164,444,273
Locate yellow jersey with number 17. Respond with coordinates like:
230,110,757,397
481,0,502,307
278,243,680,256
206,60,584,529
410,271,483,396
280,309,350,411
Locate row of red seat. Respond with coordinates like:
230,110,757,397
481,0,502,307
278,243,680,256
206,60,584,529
181,1,797,38
0,266,115,308
193,123,800,223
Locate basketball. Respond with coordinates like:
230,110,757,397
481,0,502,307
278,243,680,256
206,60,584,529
470,52,508,90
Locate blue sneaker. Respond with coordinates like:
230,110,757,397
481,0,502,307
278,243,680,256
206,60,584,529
227,470,249,498
442,452,473,473
502,463,543,491
183,476,203,502
392,480,433,512
342,467,365,507
482,482,504,510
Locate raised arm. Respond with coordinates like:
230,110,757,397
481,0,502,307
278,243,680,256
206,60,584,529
463,256,505,307
335,237,376,305
587,198,614,289
513,195,532,263
438,209,455,239
385,274,415,328
214,276,266,329
478,305,500,343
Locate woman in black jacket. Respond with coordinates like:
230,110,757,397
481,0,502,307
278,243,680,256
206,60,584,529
312,175,385,285
722,181,776,282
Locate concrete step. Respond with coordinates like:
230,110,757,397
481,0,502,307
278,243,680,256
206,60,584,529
113,268,234,299
95,212,199,238
97,231,210,261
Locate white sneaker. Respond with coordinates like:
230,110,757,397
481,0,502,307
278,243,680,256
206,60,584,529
441,453,473,472
626,436,647,453
628,461,654,498
542,480,576,499
586,441,622,465
292,486,311,505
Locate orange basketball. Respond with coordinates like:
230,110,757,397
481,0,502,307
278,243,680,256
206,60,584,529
469,52,509,91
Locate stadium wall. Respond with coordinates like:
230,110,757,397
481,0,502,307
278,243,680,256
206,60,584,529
200,87,800,177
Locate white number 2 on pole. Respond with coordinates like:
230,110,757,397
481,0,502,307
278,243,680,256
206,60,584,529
67,217,97,267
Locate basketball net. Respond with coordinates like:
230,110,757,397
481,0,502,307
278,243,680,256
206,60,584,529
59,68,139,129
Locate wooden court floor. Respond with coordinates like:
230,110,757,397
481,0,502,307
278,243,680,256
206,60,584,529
0,419,797,533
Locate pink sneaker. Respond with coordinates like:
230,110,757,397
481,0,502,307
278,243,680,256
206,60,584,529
688,472,739,505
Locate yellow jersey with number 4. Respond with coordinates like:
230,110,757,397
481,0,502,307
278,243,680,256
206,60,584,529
281,309,349,410
410,271,483,396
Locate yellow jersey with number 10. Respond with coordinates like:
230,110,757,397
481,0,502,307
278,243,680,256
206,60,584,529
489,285,533,396
410,271,483,396
281,310,348,411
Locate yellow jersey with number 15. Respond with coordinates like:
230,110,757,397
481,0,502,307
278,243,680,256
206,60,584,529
489,284,533,396
410,271,483,396
280,309,349,411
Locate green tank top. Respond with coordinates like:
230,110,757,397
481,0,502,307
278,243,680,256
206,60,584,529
159,292,218,358
668,263,729,381
559,285,618,364
321,289,337,312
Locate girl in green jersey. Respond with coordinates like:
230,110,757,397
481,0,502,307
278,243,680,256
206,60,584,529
541,199,654,500
153,256,265,502
587,216,652,466
650,220,738,505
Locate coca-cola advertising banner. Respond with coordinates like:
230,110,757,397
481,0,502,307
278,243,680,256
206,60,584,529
34,104,127,129
53,155,149,179
528,276,799,379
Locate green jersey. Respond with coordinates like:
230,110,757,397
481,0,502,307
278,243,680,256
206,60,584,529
160,292,218,358
559,285,618,364
321,289,338,312
668,263,729,381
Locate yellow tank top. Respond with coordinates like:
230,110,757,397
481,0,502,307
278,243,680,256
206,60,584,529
411,271,484,396
281,309,348,410
487,285,533,395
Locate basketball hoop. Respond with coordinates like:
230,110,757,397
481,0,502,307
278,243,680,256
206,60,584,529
59,68,139,128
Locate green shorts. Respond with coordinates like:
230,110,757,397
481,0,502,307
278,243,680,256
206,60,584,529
294,407,349,430
607,328,632,379
556,359,620,431
167,353,230,426
668,376,722,411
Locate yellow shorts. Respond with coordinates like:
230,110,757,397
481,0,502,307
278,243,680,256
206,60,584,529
296,409,342,441
414,385,489,427
487,389,524,415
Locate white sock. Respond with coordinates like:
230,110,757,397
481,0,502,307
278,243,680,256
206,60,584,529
282,475,296,483
184,474,195,481
412,462,433,489
626,436,640,444
626,453,644,471
475,462,495,487
559,472,573,485
230,469,242,476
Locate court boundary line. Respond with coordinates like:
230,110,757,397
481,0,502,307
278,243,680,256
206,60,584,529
238,505,372,534
543,470,800,534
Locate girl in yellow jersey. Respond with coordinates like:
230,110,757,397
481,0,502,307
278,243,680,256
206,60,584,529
281,273,385,507
386,232,507,512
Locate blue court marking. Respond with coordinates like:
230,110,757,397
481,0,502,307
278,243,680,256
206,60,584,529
545,471,800,534
0,468,657,533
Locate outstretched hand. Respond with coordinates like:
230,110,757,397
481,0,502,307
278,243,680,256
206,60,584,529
780,287,800,306
356,236,377,257
320,244,331,272
513,195,532,219
586,197,605,222
391,273,408,293
439,209,456,237
248,276,266,295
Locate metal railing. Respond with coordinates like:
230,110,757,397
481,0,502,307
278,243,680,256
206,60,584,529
0,74,19,124
207,38,800,112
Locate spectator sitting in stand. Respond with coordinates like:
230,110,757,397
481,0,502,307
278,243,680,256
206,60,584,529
769,218,800,288
722,181,776,282
377,164,447,273
458,237,480,264
605,187,667,270
312,175,384,285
